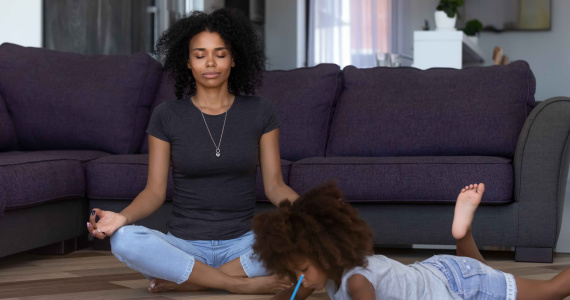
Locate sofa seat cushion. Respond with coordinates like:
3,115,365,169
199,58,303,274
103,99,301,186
289,156,513,204
0,150,108,214
86,154,174,200
255,64,342,161
0,43,162,154
255,159,293,201
327,61,536,158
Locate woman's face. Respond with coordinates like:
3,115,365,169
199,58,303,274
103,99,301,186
187,31,234,90
291,258,329,291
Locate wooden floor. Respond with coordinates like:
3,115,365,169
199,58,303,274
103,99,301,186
1,247,569,299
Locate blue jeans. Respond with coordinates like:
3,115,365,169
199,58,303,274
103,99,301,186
110,225,269,284
421,255,517,300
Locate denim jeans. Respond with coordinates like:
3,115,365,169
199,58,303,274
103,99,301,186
421,255,517,300
110,225,269,284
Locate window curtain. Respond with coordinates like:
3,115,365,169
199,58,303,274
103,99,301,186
308,0,393,68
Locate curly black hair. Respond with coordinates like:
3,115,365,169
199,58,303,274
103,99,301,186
154,8,265,99
252,181,374,283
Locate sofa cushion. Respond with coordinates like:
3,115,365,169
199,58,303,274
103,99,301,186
141,72,177,154
0,150,109,214
86,154,174,200
288,156,513,204
255,159,293,201
327,61,536,158
255,64,342,161
0,43,162,154
0,94,17,152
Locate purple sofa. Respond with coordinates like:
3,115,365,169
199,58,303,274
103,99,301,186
1,43,569,262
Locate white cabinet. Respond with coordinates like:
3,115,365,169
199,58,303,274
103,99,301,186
413,31,485,70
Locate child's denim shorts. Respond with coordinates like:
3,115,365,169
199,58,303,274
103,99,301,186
421,255,517,300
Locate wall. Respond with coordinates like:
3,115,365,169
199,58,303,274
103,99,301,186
264,0,306,70
0,0,42,47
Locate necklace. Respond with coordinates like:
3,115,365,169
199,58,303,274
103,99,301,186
195,95,230,158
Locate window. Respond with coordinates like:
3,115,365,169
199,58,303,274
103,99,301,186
308,0,392,68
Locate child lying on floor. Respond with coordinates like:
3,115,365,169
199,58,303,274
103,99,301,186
252,182,570,300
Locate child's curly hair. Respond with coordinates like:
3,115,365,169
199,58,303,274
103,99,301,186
154,8,265,99
252,181,374,282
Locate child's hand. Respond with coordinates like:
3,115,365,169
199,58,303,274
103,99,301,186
271,285,315,300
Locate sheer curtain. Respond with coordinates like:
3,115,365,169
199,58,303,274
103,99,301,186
308,0,392,68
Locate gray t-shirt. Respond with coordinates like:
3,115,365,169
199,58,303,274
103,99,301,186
325,255,461,300
146,95,280,240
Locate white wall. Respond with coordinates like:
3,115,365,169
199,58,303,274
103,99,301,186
264,0,306,70
0,0,42,47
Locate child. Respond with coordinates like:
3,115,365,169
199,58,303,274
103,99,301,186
252,182,570,300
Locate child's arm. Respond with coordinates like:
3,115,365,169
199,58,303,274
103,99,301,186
271,285,315,300
347,274,375,300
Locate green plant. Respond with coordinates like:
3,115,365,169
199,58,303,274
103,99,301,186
436,0,464,19
462,19,483,36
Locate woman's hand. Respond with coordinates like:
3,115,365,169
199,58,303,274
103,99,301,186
87,208,128,239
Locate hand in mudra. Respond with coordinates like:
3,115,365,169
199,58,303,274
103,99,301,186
87,209,127,239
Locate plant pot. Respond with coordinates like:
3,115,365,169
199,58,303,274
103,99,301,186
467,35,478,44
434,11,457,31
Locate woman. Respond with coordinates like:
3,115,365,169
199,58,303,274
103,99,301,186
86,8,298,294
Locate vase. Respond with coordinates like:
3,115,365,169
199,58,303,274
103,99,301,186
434,11,457,31
467,35,479,44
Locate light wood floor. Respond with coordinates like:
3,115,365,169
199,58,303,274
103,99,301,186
1,247,569,299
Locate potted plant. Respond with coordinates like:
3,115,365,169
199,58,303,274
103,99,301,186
462,19,483,44
435,0,464,31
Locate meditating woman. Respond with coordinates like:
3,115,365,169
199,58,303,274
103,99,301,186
86,8,298,294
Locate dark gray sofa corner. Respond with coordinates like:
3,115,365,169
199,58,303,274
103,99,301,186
513,97,570,262
1,43,568,263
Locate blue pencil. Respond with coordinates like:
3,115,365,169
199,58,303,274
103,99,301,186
290,274,304,300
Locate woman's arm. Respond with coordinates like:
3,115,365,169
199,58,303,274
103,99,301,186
89,135,171,238
347,274,375,300
259,128,299,206
120,135,171,224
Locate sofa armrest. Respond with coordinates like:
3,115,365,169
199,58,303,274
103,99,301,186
514,97,570,247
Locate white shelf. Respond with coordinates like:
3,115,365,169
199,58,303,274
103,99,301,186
413,31,485,70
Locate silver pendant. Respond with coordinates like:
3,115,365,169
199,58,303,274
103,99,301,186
216,149,221,157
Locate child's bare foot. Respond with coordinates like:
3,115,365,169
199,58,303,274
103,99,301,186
452,183,484,240
148,278,208,293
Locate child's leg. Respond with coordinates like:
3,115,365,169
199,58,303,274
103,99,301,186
452,183,486,264
515,269,570,300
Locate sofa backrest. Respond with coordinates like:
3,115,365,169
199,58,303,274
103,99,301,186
0,93,18,152
0,43,161,154
255,64,342,161
140,71,177,154
327,61,536,158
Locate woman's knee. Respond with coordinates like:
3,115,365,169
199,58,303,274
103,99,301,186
110,225,146,259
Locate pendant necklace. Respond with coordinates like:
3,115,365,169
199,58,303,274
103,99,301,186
195,94,230,158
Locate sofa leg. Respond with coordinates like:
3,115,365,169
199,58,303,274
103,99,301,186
32,236,88,255
515,247,553,263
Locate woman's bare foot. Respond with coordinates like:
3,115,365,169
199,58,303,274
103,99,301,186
452,183,484,240
148,278,208,293
232,274,292,294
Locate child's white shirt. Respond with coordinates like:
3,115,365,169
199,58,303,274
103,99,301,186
325,255,461,300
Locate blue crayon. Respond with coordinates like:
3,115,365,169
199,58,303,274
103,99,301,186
290,274,304,300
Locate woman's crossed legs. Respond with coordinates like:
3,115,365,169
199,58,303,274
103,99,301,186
110,226,290,294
